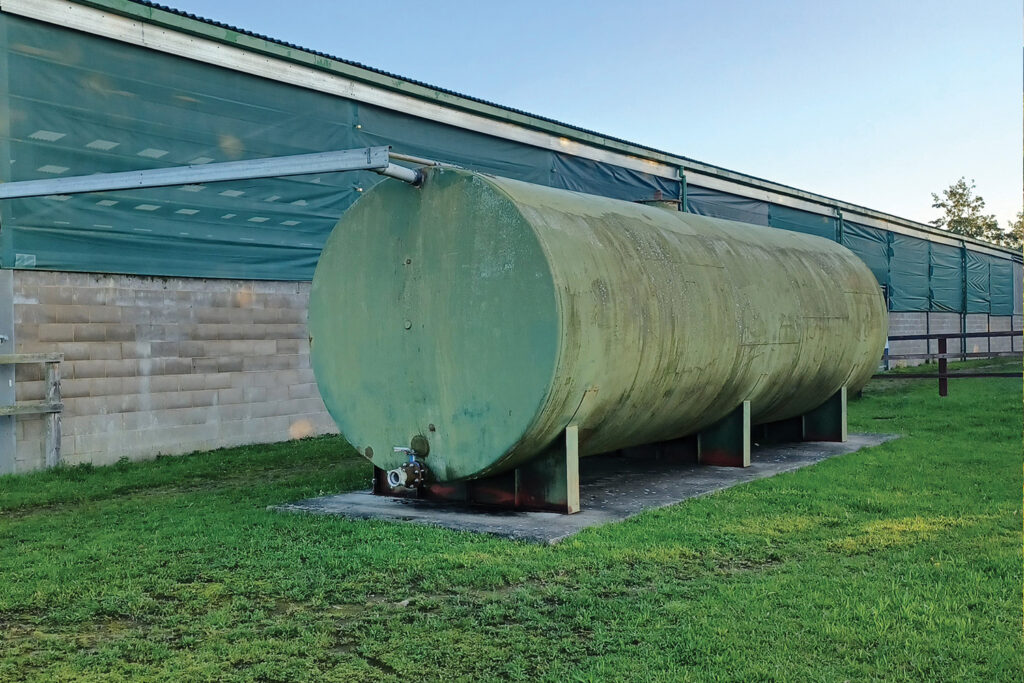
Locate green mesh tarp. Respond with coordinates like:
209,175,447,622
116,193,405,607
988,254,1014,316
929,242,963,312
551,153,679,201
1014,261,1023,315
0,11,1020,315
888,233,930,312
685,186,770,226
841,221,889,289
965,250,990,313
0,14,676,279
768,204,837,240
0,15,359,278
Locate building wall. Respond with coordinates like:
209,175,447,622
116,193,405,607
887,311,1020,367
11,270,336,473
887,312,928,362
8,271,1020,472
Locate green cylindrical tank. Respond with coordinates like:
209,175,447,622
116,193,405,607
309,169,886,482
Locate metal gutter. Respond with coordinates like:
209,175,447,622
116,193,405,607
3,0,1021,260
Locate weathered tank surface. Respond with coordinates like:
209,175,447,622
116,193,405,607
308,168,887,482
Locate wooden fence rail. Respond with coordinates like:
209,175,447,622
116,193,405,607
0,352,63,466
873,331,1021,397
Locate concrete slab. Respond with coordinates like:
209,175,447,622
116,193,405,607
273,433,897,544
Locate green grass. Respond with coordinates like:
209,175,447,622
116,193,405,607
1,366,1021,682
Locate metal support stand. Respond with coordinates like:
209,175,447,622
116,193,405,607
758,415,804,445
697,400,751,468
372,425,581,514
698,389,848,470
803,386,848,442
758,387,847,444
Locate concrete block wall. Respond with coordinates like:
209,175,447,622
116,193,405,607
887,312,928,363
964,314,990,356
926,313,962,356
11,270,337,473
887,311,1019,367
7,270,1021,472
988,316,1012,353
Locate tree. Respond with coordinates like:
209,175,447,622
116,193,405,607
1002,210,1024,250
930,177,1004,244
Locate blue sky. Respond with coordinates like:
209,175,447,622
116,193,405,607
168,0,1022,229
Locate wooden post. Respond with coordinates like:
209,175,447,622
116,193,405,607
44,360,62,467
938,337,948,397
0,352,63,470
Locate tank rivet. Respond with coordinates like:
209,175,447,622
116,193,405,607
404,319,412,330
428,424,435,432
405,258,412,265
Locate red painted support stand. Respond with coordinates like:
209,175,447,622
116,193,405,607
373,425,581,514
373,389,850,508
699,388,848,469
803,387,847,442
697,401,750,467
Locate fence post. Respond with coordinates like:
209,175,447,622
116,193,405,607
938,337,948,397
44,360,62,468
960,241,968,361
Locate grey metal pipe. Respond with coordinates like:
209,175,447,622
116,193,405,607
377,163,422,186
388,152,462,169
0,146,396,200
388,152,439,166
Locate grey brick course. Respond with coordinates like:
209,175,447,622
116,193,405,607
9,270,1018,472
12,271,336,472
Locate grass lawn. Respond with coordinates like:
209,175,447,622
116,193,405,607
1,362,1021,681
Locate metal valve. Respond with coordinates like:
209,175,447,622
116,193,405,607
387,447,429,489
